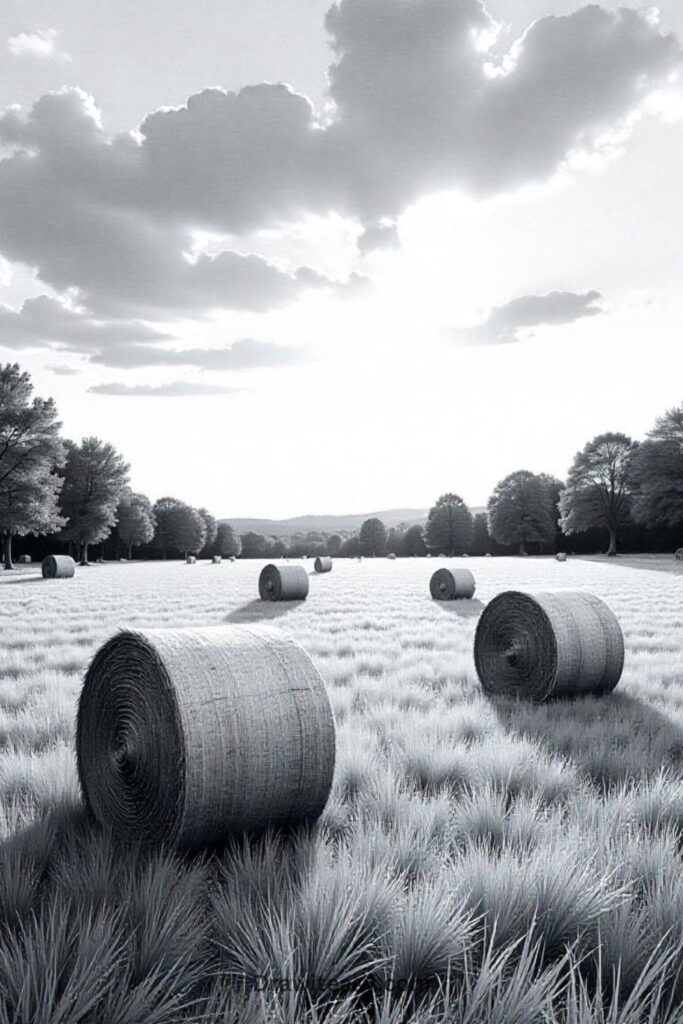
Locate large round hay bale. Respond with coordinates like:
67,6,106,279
41,555,75,579
186,555,196,565
430,567,476,600
259,564,309,601
212,555,222,564
474,590,624,702
77,625,335,849
675,548,683,561
556,553,567,562
314,556,332,573
17,554,32,564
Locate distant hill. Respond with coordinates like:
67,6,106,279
222,506,485,538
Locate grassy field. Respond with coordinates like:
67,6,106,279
1,555,682,1023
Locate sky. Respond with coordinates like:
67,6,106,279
0,0,681,518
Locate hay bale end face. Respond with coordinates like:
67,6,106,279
212,555,222,564
314,556,332,573
41,555,76,579
259,564,309,601
556,553,567,562
186,555,196,565
77,625,335,848
430,567,476,601
474,590,624,702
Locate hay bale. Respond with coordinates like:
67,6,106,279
387,552,397,560
485,553,492,558
77,625,335,848
41,555,75,579
259,564,309,601
430,567,476,600
675,548,683,561
186,555,196,565
314,556,332,573
17,554,32,564
229,555,236,562
212,555,222,564
474,590,624,702
556,552,567,562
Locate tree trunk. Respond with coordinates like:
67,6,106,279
81,541,89,565
3,532,14,571
128,542,133,560
607,527,618,557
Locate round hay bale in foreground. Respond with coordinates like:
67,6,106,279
77,625,335,848
212,555,222,564
430,567,476,600
41,555,75,579
474,590,624,702
259,564,309,601
675,548,683,561
314,556,332,573
556,553,567,562
186,555,196,565
17,554,32,564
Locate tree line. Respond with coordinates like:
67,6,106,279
0,362,680,567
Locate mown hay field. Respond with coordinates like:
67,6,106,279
1,556,682,1023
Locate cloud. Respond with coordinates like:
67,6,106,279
357,221,400,254
88,381,242,397
7,29,70,62
0,295,173,350
89,337,308,370
458,290,605,345
47,363,81,376
0,4,679,339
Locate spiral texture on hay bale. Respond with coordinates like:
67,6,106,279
314,556,332,573
474,590,624,702
212,555,222,564
41,555,75,579
556,553,567,562
675,548,683,561
259,564,309,601
186,555,196,565
430,568,476,601
77,625,335,849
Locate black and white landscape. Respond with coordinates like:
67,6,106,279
1,2,682,1022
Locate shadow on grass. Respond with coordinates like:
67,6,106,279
433,598,485,619
0,575,44,585
492,690,683,788
225,599,306,624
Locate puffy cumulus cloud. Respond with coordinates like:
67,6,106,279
89,337,309,370
88,381,242,397
0,3,679,349
458,289,604,344
7,29,70,62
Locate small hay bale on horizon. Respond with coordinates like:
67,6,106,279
41,555,76,580
675,548,683,561
77,625,335,849
212,555,222,564
556,552,568,562
474,590,624,702
17,554,32,564
186,555,196,565
259,564,309,602
314,556,332,573
430,567,476,600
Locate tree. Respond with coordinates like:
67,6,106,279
538,473,565,552
403,523,427,557
386,527,405,556
326,533,343,555
631,402,683,530
177,507,206,557
559,433,635,557
472,512,490,556
426,494,473,555
359,517,387,557
0,364,65,569
116,491,155,559
214,521,241,558
60,437,129,564
241,531,267,558
338,534,360,557
152,497,184,558
197,508,217,556
488,471,556,555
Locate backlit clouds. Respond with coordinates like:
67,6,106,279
88,381,242,397
458,290,605,345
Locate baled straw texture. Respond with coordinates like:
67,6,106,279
77,625,335,849
212,555,222,564
314,556,332,573
556,553,568,562
41,555,75,579
259,564,309,601
430,567,476,600
474,590,624,702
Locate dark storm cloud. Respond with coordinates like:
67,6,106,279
0,2,678,356
458,289,605,344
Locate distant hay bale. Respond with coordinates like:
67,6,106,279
314,556,332,573
41,555,75,580
556,553,567,562
485,553,492,558
387,552,397,560
17,554,31,564
462,553,469,558
186,555,196,565
229,555,236,562
675,548,683,561
474,590,624,702
259,564,309,601
77,625,335,849
212,555,222,564
430,567,476,600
